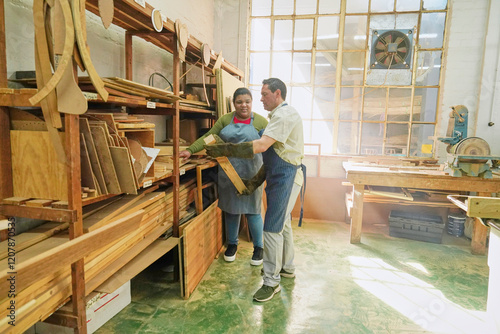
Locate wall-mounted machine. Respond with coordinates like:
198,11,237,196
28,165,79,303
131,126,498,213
438,105,500,178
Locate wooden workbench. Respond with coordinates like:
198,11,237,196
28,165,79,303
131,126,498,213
343,162,500,255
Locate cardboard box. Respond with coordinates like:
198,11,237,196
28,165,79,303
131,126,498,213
34,281,131,334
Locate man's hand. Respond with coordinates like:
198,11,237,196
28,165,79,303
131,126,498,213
239,166,266,195
204,141,254,159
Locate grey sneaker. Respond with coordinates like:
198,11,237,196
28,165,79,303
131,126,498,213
250,247,263,266
260,268,295,278
253,284,281,302
224,244,237,262
279,269,295,278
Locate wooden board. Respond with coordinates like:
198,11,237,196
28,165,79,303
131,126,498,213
215,68,243,118
203,134,247,194
80,118,108,194
11,130,68,201
181,200,222,299
80,133,98,194
109,146,138,195
467,196,500,219
90,126,121,194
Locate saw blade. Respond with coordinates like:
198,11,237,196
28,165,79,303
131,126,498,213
453,137,490,156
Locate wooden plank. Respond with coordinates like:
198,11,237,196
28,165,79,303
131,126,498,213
203,134,247,194
11,130,68,201
116,122,155,129
109,146,138,195
472,191,490,255
0,204,77,223
25,199,54,207
0,210,144,298
350,184,364,244
83,112,118,134
467,196,500,219
2,197,31,205
80,133,98,194
94,236,178,294
0,222,69,260
90,125,121,194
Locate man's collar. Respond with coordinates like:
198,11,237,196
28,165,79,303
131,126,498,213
268,101,287,118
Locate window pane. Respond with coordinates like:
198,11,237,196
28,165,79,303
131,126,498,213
250,19,271,51
317,16,340,50
315,52,337,85
294,19,314,50
337,122,360,154
292,53,312,83
319,0,341,14
272,52,292,83
249,86,267,117
371,0,395,12
419,12,446,49
415,51,442,86
386,123,409,155
252,0,271,16
303,120,312,146
387,88,411,121
396,0,420,11
363,88,386,121
313,87,335,119
341,51,365,85
296,0,317,15
274,0,293,15
344,16,367,50
249,53,270,85
274,20,293,50
340,87,362,120
346,0,369,13
290,86,313,120
311,120,333,154
423,0,447,10
361,123,384,155
413,88,438,122
410,124,435,157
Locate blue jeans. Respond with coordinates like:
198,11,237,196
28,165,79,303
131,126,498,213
225,212,263,248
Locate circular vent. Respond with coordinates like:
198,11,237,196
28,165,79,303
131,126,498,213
371,30,412,69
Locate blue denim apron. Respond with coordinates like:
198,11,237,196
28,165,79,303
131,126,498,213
262,146,300,233
218,113,263,214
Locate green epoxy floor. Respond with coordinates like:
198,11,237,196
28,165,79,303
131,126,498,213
96,221,497,334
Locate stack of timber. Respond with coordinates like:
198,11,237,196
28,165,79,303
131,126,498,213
0,180,195,333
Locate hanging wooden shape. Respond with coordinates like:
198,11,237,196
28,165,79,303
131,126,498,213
98,0,114,29
201,43,211,66
151,8,163,32
175,19,188,61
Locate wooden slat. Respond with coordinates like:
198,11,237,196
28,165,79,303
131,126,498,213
0,204,77,223
80,118,108,194
90,126,121,194
109,146,138,195
203,134,247,194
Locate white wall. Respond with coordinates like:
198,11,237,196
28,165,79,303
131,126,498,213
4,0,215,142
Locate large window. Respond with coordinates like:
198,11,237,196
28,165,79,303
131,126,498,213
248,0,448,157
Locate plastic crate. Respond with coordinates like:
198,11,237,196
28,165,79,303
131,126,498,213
389,210,444,244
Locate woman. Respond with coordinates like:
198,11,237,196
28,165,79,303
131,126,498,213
180,87,268,265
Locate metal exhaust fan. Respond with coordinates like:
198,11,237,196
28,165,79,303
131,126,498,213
370,29,413,70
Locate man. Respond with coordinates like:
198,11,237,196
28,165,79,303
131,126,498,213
205,78,304,302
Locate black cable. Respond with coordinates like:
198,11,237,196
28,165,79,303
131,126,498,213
148,72,174,92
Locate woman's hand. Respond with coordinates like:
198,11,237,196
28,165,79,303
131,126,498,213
179,150,192,161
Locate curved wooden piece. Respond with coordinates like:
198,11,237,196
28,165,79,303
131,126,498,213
29,0,75,106
72,0,109,101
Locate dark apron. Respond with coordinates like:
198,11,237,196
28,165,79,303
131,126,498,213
262,146,300,233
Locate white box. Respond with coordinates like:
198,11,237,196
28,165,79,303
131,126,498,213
35,281,131,334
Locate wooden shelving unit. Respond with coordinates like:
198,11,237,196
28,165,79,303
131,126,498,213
0,0,240,332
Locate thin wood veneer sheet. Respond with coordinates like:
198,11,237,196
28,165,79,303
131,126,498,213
11,130,68,201
90,126,121,194
110,146,138,195
80,118,108,194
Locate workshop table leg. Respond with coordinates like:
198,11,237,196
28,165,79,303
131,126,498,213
350,184,364,244
471,192,490,255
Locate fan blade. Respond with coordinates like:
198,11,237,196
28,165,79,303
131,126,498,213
383,55,392,65
385,34,392,44
375,52,387,60
375,41,386,50
394,36,404,45
397,47,407,53
394,54,404,63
